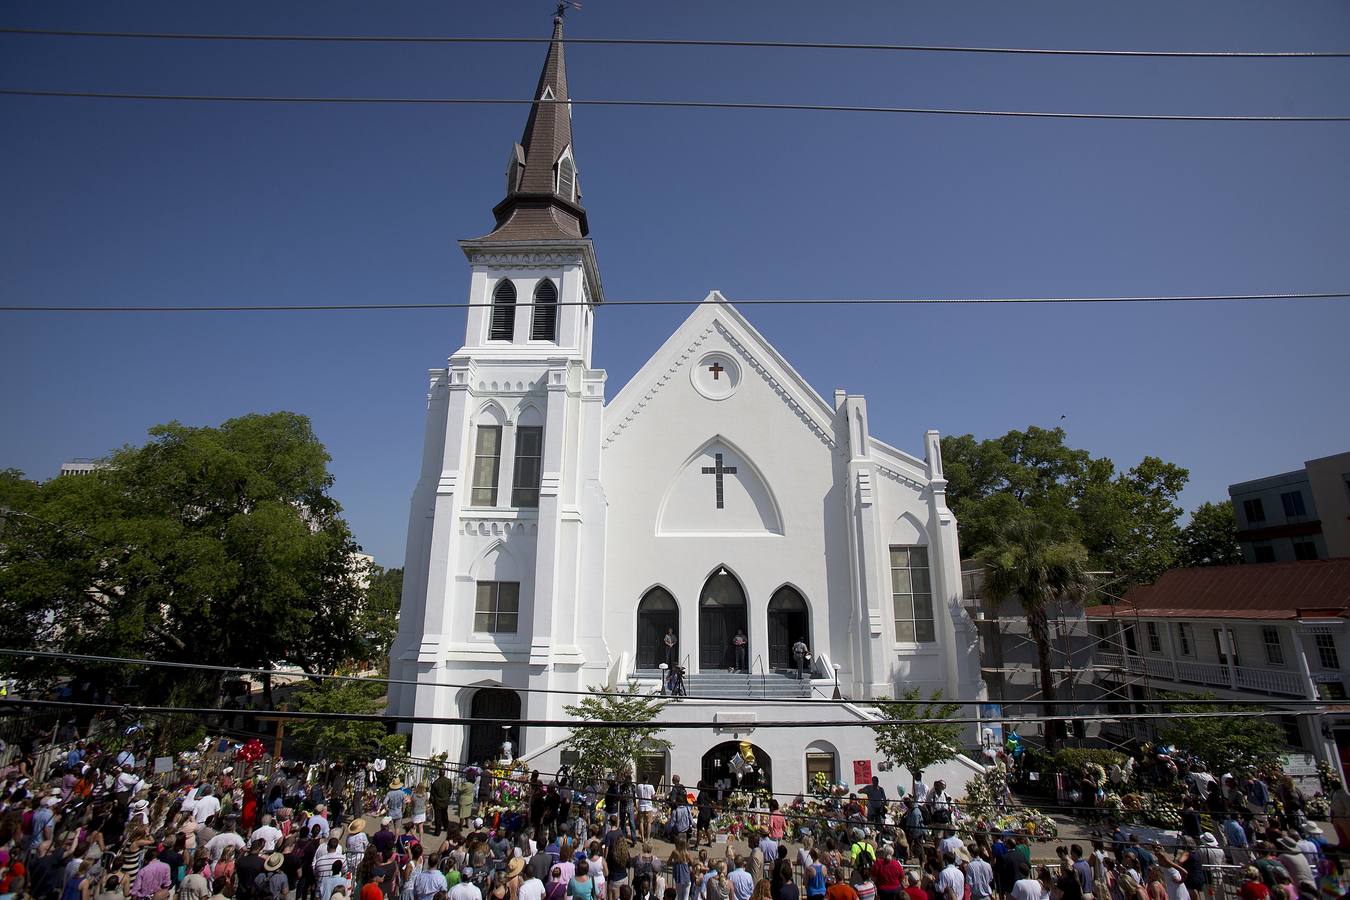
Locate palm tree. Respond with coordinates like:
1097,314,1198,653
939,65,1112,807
976,518,1093,748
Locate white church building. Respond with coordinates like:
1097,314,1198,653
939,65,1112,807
388,16,987,796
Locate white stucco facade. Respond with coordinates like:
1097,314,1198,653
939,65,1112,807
387,17,987,798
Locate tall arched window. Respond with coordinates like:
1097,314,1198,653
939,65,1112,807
490,280,516,341
530,279,558,341
556,156,575,201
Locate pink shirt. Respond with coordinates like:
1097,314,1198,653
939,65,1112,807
132,859,171,899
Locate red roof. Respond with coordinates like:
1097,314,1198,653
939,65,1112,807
1084,558,1350,620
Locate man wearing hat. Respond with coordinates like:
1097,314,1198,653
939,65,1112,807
1275,836,1315,894
308,803,332,839
256,853,290,900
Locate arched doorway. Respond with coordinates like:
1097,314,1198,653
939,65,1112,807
767,586,810,671
465,688,521,765
699,568,748,671
701,740,772,797
636,587,679,670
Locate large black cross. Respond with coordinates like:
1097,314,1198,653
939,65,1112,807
708,361,725,380
700,452,737,509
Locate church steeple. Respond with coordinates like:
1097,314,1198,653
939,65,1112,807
480,13,589,242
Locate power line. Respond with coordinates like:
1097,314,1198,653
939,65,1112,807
2,648,1334,708
3,291,1349,314
2,90,1347,122
2,28,1346,59
0,696,1315,729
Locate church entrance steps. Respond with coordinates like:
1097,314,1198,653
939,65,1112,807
631,669,815,699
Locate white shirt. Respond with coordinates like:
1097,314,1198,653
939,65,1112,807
637,784,655,812
450,883,483,900
936,865,964,900
1162,868,1190,900
518,879,546,900
205,831,245,862
1011,880,1041,900
250,825,283,852
194,795,222,824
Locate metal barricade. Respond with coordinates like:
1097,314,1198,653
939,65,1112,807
1201,864,1245,900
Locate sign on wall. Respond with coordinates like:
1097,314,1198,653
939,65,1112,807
853,759,872,784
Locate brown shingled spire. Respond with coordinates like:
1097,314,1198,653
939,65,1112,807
481,14,589,242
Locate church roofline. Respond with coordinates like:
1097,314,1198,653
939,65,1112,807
603,292,935,476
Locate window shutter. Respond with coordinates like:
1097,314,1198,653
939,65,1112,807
490,280,516,341
530,279,558,341
557,157,575,200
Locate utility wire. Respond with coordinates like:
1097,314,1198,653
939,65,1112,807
2,648,1335,708
3,291,1349,314
2,28,1346,59
0,696,1316,729
2,90,1347,122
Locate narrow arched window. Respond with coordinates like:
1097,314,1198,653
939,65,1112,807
490,279,516,341
556,156,575,201
531,279,558,341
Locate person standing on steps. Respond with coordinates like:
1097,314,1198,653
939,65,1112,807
732,631,747,673
663,630,677,668
792,638,810,680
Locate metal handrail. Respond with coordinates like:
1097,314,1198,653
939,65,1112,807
751,653,765,697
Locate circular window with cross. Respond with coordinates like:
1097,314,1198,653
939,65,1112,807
691,352,740,401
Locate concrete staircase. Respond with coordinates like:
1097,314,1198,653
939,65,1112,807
634,669,815,699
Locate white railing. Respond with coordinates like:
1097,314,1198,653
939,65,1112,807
1098,650,1305,696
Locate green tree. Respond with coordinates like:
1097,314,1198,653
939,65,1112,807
869,689,963,790
363,566,404,661
562,682,671,785
942,427,1189,586
1158,701,1285,775
976,519,1093,748
0,412,369,704
1181,501,1241,567
286,678,407,758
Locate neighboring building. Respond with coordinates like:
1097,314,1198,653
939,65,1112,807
1229,451,1350,563
387,16,987,796
1085,559,1350,778
962,563,1105,743
58,459,103,477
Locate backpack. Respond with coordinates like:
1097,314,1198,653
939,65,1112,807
255,873,286,900
610,838,630,869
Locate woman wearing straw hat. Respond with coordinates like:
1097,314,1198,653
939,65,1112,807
256,853,289,900
347,819,370,874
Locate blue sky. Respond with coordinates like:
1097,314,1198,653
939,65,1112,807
3,1,1348,567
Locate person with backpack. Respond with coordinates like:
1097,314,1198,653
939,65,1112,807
254,854,289,900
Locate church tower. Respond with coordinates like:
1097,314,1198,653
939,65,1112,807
388,13,609,762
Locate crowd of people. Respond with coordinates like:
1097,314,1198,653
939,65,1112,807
0,730,1346,900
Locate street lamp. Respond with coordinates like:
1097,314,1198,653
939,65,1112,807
659,663,669,696
832,664,841,700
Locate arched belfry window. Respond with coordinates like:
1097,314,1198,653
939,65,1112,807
490,279,516,341
556,156,575,202
531,279,558,341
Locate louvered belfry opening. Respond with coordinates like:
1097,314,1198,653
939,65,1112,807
557,157,575,202
490,279,517,340
531,279,558,341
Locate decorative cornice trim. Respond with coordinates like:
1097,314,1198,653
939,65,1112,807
602,325,714,447
714,320,837,451
464,250,583,269
875,464,927,493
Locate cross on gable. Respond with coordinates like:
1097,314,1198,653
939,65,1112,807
700,452,737,509
708,362,725,380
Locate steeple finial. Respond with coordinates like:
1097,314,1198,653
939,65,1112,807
477,10,589,242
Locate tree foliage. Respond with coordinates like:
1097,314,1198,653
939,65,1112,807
942,426,1189,586
1181,501,1241,567
285,678,406,759
976,519,1093,747
562,682,671,785
0,412,370,704
870,689,963,787
1158,701,1286,775
362,565,404,662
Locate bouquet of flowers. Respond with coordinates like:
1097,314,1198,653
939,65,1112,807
236,738,266,765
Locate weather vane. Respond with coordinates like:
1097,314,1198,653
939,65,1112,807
555,1,582,18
